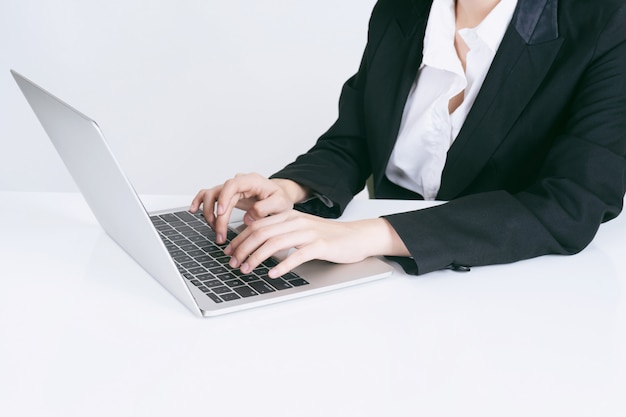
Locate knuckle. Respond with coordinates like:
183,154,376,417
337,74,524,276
247,221,262,233
250,204,266,218
286,248,312,267
292,217,309,228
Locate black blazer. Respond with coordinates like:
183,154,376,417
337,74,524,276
272,0,626,274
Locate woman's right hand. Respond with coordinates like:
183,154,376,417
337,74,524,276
189,173,309,244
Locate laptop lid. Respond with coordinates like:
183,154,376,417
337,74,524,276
11,70,202,316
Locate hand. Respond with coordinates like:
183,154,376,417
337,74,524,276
189,173,309,244
224,210,410,277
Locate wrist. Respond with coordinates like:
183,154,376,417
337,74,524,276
270,178,311,204
355,218,410,258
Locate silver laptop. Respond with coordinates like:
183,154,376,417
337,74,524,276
11,70,393,317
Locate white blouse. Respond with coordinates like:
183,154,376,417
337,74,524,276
385,0,518,200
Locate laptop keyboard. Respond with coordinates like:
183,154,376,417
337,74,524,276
150,211,309,303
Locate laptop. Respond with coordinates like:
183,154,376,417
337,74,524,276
11,70,393,317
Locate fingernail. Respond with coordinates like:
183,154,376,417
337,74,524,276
268,268,279,278
217,204,224,215
217,234,224,244
229,257,238,268
241,262,250,273
224,244,232,255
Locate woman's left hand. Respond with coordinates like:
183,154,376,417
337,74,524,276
224,209,410,278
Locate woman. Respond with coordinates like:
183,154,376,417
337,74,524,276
190,0,626,278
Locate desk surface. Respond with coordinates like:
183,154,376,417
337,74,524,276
1,192,625,417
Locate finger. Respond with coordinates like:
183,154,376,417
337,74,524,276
214,192,243,244
242,231,316,278
231,217,311,272
190,187,221,228
268,246,319,278
226,211,292,258
197,187,224,229
189,189,207,213
201,195,218,230
216,175,259,217
240,234,297,274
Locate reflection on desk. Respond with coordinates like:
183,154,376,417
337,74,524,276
1,192,625,417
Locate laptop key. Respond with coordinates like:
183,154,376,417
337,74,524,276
262,277,292,291
214,256,230,265
220,293,241,302
207,293,223,303
202,279,222,288
167,220,185,228
282,272,309,286
255,267,270,276
206,248,224,256
233,286,258,298
196,273,213,281
212,286,231,295
239,274,259,283
263,258,278,267
249,280,275,294
282,272,302,281
196,226,214,236
224,279,245,288
196,242,214,251
170,250,186,258
174,211,198,222
187,267,208,275
209,266,229,275
174,255,192,263
159,213,179,223
180,261,200,269
287,278,309,287
178,227,196,236
215,272,236,283
200,260,221,269
168,234,187,242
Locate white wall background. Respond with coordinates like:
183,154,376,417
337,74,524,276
0,0,376,195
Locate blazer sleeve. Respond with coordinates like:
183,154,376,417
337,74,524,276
384,4,626,274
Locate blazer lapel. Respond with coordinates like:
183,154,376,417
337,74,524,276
371,0,433,188
437,0,563,200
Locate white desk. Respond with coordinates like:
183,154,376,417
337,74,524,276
1,192,625,417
